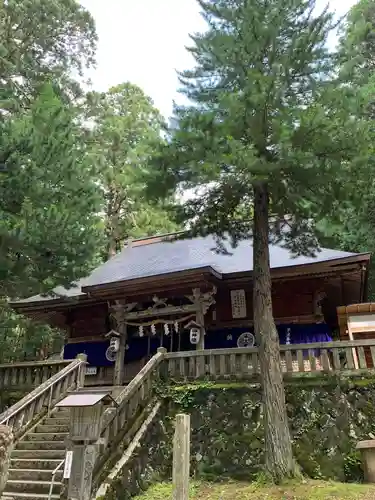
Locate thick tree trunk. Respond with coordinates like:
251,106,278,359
253,181,299,482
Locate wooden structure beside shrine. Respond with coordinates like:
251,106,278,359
11,232,371,386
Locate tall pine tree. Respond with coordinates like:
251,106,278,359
84,83,178,259
0,84,103,298
148,0,372,480
320,0,375,298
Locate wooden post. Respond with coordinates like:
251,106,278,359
114,324,127,386
189,287,216,351
347,323,359,370
76,353,87,389
172,413,190,500
157,347,168,380
191,288,206,351
196,306,205,351
112,301,127,386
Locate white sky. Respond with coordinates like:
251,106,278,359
80,0,358,120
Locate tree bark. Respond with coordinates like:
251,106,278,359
253,181,299,482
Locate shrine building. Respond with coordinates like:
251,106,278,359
11,232,371,386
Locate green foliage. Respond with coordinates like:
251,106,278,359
0,303,63,363
0,0,97,110
344,451,364,483
319,0,375,299
84,82,179,258
0,0,101,361
338,0,375,85
0,84,103,297
148,0,371,252
133,480,375,499
146,0,373,482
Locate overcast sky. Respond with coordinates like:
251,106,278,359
80,0,358,119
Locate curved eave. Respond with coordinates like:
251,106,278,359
223,252,371,280
80,266,221,295
10,252,371,319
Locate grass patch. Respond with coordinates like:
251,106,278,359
133,479,375,499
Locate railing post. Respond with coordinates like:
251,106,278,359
157,347,168,381
76,354,87,389
0,425,13,496
172,413,190,500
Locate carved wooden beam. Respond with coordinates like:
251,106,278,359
124,303,198,320
187,286,217,314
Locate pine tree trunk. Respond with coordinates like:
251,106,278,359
253,181,299,483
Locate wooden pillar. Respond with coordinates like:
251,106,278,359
196,302,205,351
190,287,217,351
172,414,190,500
112,301,127,386
76,353,87,389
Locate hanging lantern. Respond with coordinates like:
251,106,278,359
151,324,156,336
164,323,170,336
174,321,179,333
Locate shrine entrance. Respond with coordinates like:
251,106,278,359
108,287,217,385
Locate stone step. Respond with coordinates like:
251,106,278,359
8,469,63,482
26,432,68,442
16,441,65,451
51,410,70,419
2,493,60,500
42,417,69,426
12,449,65,460
10,458,64,470
5,480,61,495
36,424,69,434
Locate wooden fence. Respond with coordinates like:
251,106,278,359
0,356,86,439
164,339,375,381
2,340,375,395
0,359,72,391
93,349,166,484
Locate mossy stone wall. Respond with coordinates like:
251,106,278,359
97,376,375,498
164,377,375,482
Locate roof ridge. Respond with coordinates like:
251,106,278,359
131,230,186,243
129,230,187,247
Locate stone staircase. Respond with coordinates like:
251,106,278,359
2,407,70,500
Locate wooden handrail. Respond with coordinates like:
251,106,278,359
0,359,75,391
0,356,86,438
0,359,72,369
164,339,375,380
113,350,166,406
94,349,166,478
164,339,375,360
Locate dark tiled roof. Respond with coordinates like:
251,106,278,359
12,234,368,306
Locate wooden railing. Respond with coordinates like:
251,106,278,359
94,349,166,478
0,359,72,391
0,356,86,439
164,339,375,381
89,340,375,496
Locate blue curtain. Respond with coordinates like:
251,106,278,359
205,323,332,351
64,323,332,366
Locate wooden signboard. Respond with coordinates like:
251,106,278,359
230,289,247,319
